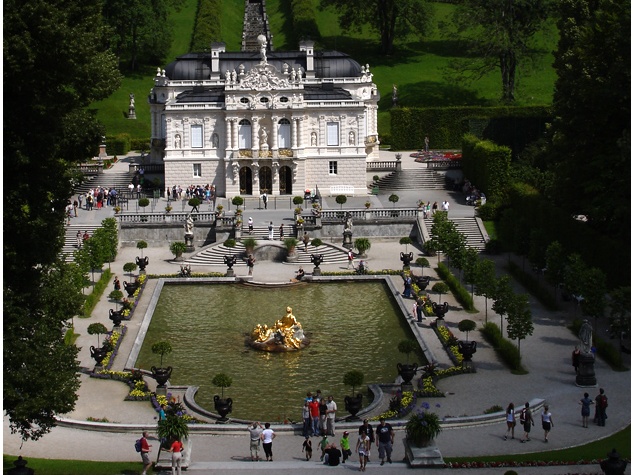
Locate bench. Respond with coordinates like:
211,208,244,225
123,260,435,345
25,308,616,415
329,185,355,195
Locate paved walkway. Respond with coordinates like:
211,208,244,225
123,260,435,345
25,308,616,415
3,151,630,474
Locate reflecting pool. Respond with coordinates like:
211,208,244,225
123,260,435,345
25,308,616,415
135,281,424,421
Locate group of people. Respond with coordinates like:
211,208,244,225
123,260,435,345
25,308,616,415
79,187,118,212
419,200,450,219
166,184,216,204
302,391,338,438
75,230,91,248
137,431,184,475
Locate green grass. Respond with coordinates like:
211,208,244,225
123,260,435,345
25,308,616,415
93,1,558,140
445,425,631,464
3,456,147,475
483,220,497,240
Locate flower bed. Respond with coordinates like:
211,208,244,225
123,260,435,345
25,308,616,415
91,368,151,400
121,274,147,319
433,323,464,366
445,459,605,470
410,151,462,161
152,392,199,422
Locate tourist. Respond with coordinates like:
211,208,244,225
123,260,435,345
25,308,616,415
340,431,352,463
319,398,328,436
158,404,166,421
403,274,413,298
326,395,337,436
113,276,121,291
168,438,184,475
83,230,90,242
248,421,263,461
248,217,254,234
73,199,79,217
78,193,83,210
296,267,305,281
314,390,323,402
319,434,329,461
572,346,581,373
76,230,82,249
302,401,311,437
356,428,370,471
432,201,438,215
139,431,152,475
323,443,341,466
309,396,320,436
579,392,594,428
504,402,516,440
302,435,313,460
347,249,354,269
358,419,375,461
541,405,554,442
375,417,394,465
302,232,310,251
268,221,274,240
595,388,608,426
261,192,268,209
305,391,313,402
442,200,449,213
279,223,284,240
416,298,424,322
260,422,275,461
247,254,255,276
519,402,534,443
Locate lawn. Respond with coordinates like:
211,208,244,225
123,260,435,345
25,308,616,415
92,2,557,140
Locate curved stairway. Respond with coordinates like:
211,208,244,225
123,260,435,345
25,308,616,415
424,217,487,251
376,169,446,190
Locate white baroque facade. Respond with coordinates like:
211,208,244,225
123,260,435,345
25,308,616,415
149,38,380,197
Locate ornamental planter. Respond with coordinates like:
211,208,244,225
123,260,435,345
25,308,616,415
90,346,107,367
344,393,363,420
457,341,477,362
432,302,449,320
151,366,172,388
397,362,419,385
123,280,139,297
214,395,233,422
136,256,149,272
109,308,124,327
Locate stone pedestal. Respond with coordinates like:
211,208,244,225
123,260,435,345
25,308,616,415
128,107,136,120
343,230,353,249
404,440,445,467
576,352,597,387
313,267,321,276
98,144,107,158
226,268,235,277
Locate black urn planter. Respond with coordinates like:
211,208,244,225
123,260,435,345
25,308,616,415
397,362,419,385
123,281,139,297
457,341,477,362
400,252,413,268
344,393,363,420
109,308,124,326
136,256,149,272
432,302,449,320
414,275,431,291
214,395,233,422
90,346,107,366
151,366,173,388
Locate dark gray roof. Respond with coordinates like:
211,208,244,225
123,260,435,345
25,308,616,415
303,85,352,101
175,87,225,103
164,50,362,81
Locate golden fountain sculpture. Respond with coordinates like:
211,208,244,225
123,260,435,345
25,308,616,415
249,306,309,352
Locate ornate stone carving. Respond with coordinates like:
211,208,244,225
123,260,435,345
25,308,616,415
240,64,290,91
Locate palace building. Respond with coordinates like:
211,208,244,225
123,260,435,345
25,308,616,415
148,2,380,198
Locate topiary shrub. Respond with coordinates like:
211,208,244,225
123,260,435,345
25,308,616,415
224,239,236,248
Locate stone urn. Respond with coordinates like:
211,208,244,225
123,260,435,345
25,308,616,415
432,302,449,320
310,253,324,277
109,308,124,327
136,256,149,272
123,280,139,297
397,362,419,385
90,346,107,367
214,395,233,422
457,340,477,362
344,393,363,420
151,366,173,388
224,254,237,277
400,251,413,268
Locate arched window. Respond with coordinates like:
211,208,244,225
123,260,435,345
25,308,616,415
278,118,291,149
238,119,252,149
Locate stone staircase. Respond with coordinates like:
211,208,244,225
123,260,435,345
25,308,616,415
61,224,102,261
241,0,272,52
375,169,446,190
425,217,487,251
186,226,349,266
74,170,137,197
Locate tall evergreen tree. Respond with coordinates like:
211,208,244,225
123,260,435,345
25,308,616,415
4,0,121,440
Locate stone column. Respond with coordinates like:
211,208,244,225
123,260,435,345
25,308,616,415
225,118,232,150
232,119,238,151
271,116,278,151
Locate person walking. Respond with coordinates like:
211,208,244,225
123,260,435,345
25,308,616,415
326,395,337,436
247,254,255,276
595,388,608,426
356,429,370,472
432,201,438,215
113,276,121,291
267,221,274,240
579,392,594,428
424,135,430,152
541,405,554,442
572,346,581,374
358,419,374,462
248,421,263,461
347,249,354,269
504,402,516,440
340,431,352,464
302,435,313,460
519,402,534,443
168,438,184,475
139,431,152,475
279,223,284,240
302,232,310,251
247,217,254,234
76,230,83,249
375,417,394,465
260,422,275,461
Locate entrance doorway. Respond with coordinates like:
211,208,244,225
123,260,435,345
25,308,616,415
259,166,272,194
239,167,253,195
279,166,292,195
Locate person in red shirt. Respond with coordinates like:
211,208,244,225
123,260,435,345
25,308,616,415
140,431,152,475
169,438,184,475
309,398,320,436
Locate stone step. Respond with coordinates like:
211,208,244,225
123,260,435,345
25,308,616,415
425,217,487,251
74,171,137,196
61,224,102,262
376,170,446,190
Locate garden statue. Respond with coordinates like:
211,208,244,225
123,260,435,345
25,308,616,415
248,306,309,352
342,212,353,249
576,319,597,387
184,214,194,249
310,254,324,276
128,93,136,120
578,319,593,353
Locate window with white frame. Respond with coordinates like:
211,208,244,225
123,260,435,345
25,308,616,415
193,164,202,177
327,122,339,146
238,119,252,149
329,161,338,175
278,118,291,148
191,124,203,148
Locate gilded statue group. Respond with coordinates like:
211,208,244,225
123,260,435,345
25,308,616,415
249,306,309,352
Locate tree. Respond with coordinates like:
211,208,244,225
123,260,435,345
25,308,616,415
458,319,477,341
335,195,347,209
123,262,138,280
398,339,419,364
580,267,607,335
451,0,553,102
87,323,109,347
432,282,449,303
137,240,148,258
389,194,400,207
212,373,233,399
4,0,120,441
81,235,110,289
343,370,364,396
399,237,412,253
151,341,173,367
474,259,497,323
320,0,434,55
416,257,430,276
544,241,566,298
547,0,630,241
506,293,534,355
232,196,244,210
462,248,481,294
492,276,514,335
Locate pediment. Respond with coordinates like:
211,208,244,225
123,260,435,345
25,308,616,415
239,64,290,91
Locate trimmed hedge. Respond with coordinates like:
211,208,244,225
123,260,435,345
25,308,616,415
106,133,132,155
390,106,551,152
436,263,475,311
480,322,527,373
82,269,113,318
461,134,512,202
505,261,559,311
190,0,222,52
